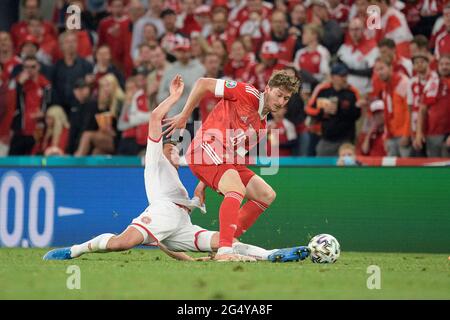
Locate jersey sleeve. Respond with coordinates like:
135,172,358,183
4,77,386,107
145,136,164,168
214,79,260,106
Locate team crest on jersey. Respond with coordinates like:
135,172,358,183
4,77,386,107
225,80,237,88
240,116,248,123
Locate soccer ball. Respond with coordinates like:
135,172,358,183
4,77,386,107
308,234,341,264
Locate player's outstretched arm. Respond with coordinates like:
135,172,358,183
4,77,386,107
163,77,217,137
158,243,195,261
148,74,184,140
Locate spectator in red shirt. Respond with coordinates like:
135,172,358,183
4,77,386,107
371,38,412,100
408,53,438,157
159,8,183,62
434,3,450,60
415,54,450,157
0,32,21,82
293,23,331,83
0,63,16,156
207,8,237,52
9,56,51,155
223,39,257,85
254,41,285,91
32,105,70,156
10,0,57,50
337,17,379,95
234,0,272,53
409,35,438,71
328,0,351,28
98,0,133,76
373,57,411,157
117,76,149,155
358,100,387,156
264,10,301,67
369,0,413,58
26,17,58,66
267,107,298,157
177,0,202,36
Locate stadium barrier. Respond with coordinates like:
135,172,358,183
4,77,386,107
0,157,449,253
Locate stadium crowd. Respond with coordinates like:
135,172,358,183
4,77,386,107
0,0,449,158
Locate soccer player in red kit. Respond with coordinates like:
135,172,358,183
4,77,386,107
163,71,301,261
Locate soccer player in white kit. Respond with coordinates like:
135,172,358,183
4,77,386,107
43,75,309,262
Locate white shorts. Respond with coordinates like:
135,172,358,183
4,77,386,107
129,201,216,252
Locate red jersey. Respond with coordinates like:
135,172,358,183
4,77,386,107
199,91,221,122
407,71,438,133
98,16,133,75
223,58,257,85
422,76,450,135
1,56,21,81
293,45,330,82
179,14,202,36
267,118,297,157
435,31,450,60
207,30,237,52
0,80,16,141
188,80,267,165
122,90,149,146
21,75,51,136
10,21,56,50
329,4,351,27
263,34,297,66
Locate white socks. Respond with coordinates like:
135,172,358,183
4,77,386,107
232,242,277,261
70,233,115,258
217,246,233,255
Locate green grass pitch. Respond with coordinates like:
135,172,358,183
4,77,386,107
0,248,449,299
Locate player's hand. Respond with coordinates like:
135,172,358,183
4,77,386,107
169,74,184,99
194,182,207,206
162,113,188,137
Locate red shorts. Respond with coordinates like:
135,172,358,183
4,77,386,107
186,140,256,191
188,163,255,191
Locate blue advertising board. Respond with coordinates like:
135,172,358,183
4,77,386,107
0,167,199,248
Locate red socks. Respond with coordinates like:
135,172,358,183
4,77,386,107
235,200,268,238
219,192,244,248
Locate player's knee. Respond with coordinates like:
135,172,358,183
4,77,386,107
260,187,276,205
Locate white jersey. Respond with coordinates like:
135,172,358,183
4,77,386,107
144,137,205,213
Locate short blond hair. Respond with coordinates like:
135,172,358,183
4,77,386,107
268,70,301,94
339,143,355,154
